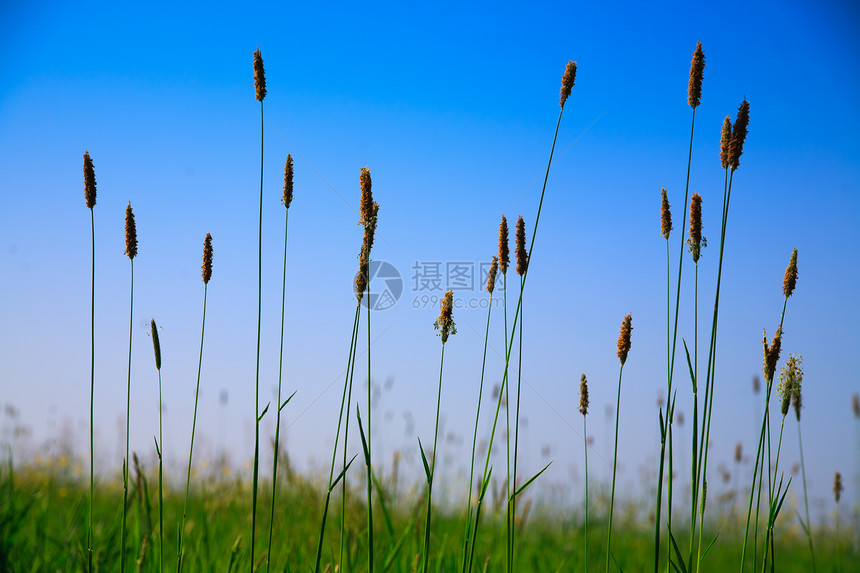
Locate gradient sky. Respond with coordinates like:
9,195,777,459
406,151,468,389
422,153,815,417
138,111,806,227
2,0,859,524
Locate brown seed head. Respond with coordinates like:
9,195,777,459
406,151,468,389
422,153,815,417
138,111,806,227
359,167,374,226
616,313,633,366
579,374,589,416
560,60,577,108
728,99,750,171
434,290,456,344
687,193,704,262
834,472,843,504
150,319,161,371
660,188,672,240
355,255,368,304
124,202,137,260
762,326,783,383
355,202,379,303
83,151,97,209
783,248,798,298
498,216,510,275
734,442,742,463
719,116,733,170
253,48,266,102
282,154,294,209
202,233,213,284
515,215,528,276
486,256,499,294
853,393,860,419
688,42,705,109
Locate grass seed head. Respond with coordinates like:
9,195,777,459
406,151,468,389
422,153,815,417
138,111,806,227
515,215,528,276
762,326,783,383
616,313,633,366
660,188,672,240
498,216,510,275
783,248,798,298
282,154,294,208
687,193,704,262
560,60,577,108
834,472,843,504
753,375,760,394
728,99,750,171
688,42,705,109
253,48,266,102
202,233,213,284
487,256,499,294
360,167,374,226
579,374,589,416
124,202,137,259
150,319,161,371
434,290,456,344
719,116,733,170
83,151,97,209
734,442,742,463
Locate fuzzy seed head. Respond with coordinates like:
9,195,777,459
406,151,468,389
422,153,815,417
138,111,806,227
728,99,750,171
434,290,456,344
834,472,843,504
660,188,673,240
777,354,803,418
359,167,374,226
579,374,589,416
124,202,137,259
83,151,97,209
515,215,528,276
560,60,577,108
253,48,266,102
355,256,368,304
150,319,161,371
202,233,213,284
498,216,510,275
783,248,798,298
616,313,633,366
687,193,704,262
282,154,294,209
700,478,708,516
719,116,733,170
734,442,742,463
688,42,705,109
487,256,499,294
762,326,783,383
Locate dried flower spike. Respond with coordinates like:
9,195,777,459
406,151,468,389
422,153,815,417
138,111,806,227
783,248,798,298
124,202,137,259
687,193,703,262
778,354,802,418
434,290,456,344
83,151,97,209
579,374,589,416
360,167,374,226
202,233,213,284
719,116,732,170
486,256,499,294
660,188,672,240
515,215,528,276
560,60,577,108
498,216,510,275
616,313,633,366
728,99,750,171
688,42,705,109
253,48,266,102
833,472,843,504
762,326,783,382
282,154,294,209
150,319,162,371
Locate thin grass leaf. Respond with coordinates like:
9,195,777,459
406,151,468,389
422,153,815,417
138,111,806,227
418,438,432,483
356,407,370,464
330,455,358,491
279,390,297,412
153,437,161,459
370,468,394,536
381,518,415,572
774,477,792,519
683,339,697,394
700,531,720,562
609,550,624,573
511,461,552,499
668,529,689,573
659,408,666,441
796,512,810,536
257,402,270,422
479,468,493,500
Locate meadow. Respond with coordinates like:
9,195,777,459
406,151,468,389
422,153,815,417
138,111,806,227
2,44,859,573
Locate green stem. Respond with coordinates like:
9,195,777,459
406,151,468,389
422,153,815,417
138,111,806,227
267,210,290,573
422,343,447,573
605,365,625,573
689,264,699,573
180,283,208,572
158,368,164,573
654,238,669,573
250,99,264,571
365,269,374,573
510,276,525,570
88,207,95,573
122,259,133,573
583,413,589,572
797,422,815,572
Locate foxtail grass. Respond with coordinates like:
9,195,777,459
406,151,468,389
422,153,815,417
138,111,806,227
122,202,137,573
579,374,590,571
509,215,528,570
606,313,632,573
150,318,164,573
178,233,213,572
266,156,295,573
421,290,456,573
656,187,672,573
83,151,97,573
250,46,266,571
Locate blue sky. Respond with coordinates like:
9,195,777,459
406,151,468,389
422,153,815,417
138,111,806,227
2,0,859,523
